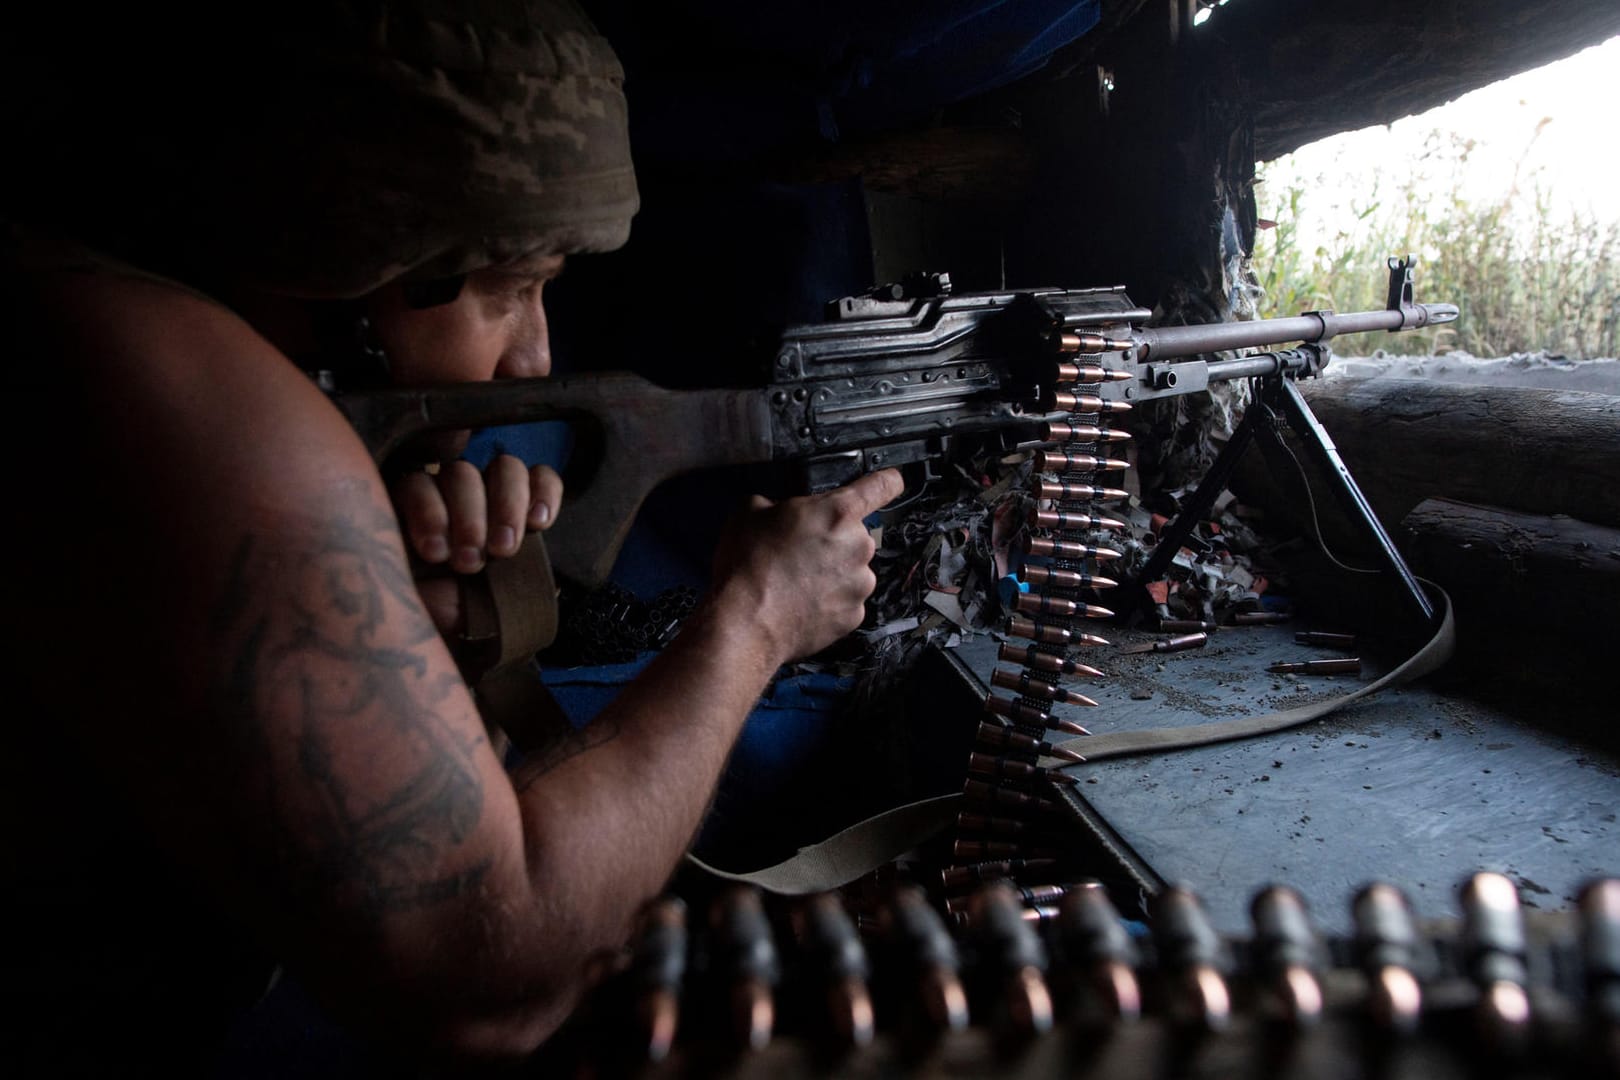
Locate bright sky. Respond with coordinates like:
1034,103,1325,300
1257,34,1620,236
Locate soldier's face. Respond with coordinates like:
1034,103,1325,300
369,253,565,387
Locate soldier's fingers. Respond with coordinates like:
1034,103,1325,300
529,465,564,530
837,468,905,516
748,494,775,512
485,455,530,557
437,460,488,574
394,470,451,564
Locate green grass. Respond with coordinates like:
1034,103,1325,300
1254,130,1619,358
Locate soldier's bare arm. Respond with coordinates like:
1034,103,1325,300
33,269,895,1058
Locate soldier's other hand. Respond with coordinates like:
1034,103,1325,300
713,468,902,663
392,454,563,574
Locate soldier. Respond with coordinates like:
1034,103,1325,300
2,2,898,1070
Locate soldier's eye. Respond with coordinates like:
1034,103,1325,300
401,275,467,309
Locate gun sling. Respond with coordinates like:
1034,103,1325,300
689,587,1454,894
457,533,574,752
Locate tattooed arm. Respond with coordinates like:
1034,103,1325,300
38,271,900,1058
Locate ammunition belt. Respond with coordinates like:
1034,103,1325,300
545,873,1620,1077
962,344,1129,872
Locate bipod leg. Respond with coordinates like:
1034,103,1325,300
1265,377,1436,627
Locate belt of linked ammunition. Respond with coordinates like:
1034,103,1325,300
551,873,1620,1076
967,343,1128,862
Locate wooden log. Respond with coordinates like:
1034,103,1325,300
1232,380,1620,534
1400,500,1619,700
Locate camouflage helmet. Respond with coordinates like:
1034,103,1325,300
64,1,637,298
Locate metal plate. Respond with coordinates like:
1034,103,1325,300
953,623,1620,934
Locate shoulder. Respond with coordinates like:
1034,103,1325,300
28,260,378,516
16,259,404,677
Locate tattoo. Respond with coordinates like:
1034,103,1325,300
213,492,490,915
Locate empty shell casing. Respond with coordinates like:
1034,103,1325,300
1268,658,1362,675
1160,619,1217,633
1295,630,1357,648
1118,632,1207,655
1232,610,1291,625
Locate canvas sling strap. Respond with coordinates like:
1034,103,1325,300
459,533,573,751
690,586,1454,894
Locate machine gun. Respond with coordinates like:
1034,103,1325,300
331,257,1455,624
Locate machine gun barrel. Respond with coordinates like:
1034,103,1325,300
1131,303,1458,363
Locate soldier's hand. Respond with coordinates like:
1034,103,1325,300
391,454,563,634
713,468,902,663
393,454,563,572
